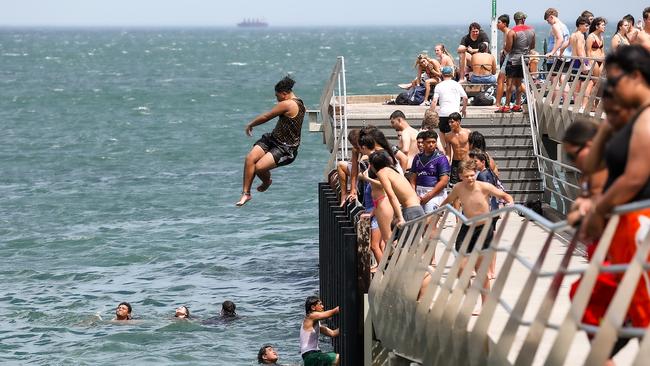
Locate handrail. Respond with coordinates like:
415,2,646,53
368,197,650,365
319,57,349,179
522,54,607,214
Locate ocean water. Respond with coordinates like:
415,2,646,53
0,25,500,365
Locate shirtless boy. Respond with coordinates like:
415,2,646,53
635,7,650,51
389,110,420,169
300,296,340,366
569,16,591,110
370,150,425,227
443,112,471,186
440,160,513,304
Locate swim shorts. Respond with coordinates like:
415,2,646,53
469,74,497,84
439,116,451,134
450,160,461,185
455,223,494,253
255,133,298,167
505,62,525,78
302,350,337,366
402,205,426,222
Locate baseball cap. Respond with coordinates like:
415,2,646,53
442,66,454,75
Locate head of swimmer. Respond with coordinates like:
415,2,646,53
175,305,190,319
115,301,132,320
258,344,279,364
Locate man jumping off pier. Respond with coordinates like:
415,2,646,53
236,76,305,206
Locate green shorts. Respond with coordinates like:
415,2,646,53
303,350,337,366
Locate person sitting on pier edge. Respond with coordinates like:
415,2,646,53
443,112,471,186
430,66,468,150
440,159,513,306
389,110,420,170
114,301,132,321
257,344,282,365
336,129,362,206
412,54,442,105
503,11,535,114
457,22,490,83
434,44,455,70
300,296,340,366
370,150,425,227
237,75,305,207
409,130,450,214
469,42,497,84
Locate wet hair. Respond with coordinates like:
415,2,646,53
448,112,462,122
576,16,590,28
478,42,488,53
498,14,510,27
305,296,321,314
347,128,360,147
468,131,487,151
589,17,606,34
605,45,650,85
257,344,274,364
274,75,295,93
544,8,558,21
369,150,397,172
389,110,406,120
418,129,438,141
458,159,477,174
221,300,237,316
118,301,132,314
624,14,635,25
421,109,439,130
581,10,594,20
645,7,650,20
469,149,488,164
562,117,598,146
468,22,481,32
175,305,190,318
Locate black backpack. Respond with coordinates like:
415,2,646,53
395,85,426,105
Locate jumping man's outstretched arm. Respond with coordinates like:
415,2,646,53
245,100,293,136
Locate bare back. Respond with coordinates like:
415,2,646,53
470,53,495,76
378,167,420,208
570,31,586,57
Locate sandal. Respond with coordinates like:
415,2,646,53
511,105,523,112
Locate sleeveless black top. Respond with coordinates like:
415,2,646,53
604,105,650,201
271,98,305,148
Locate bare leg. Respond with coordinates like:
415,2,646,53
495,72,506,108
375,196,394,245
236,145,266,206
513,78,523,108
370,227,384,267
254,153,276,192
457,46,469,82
337,161,349,206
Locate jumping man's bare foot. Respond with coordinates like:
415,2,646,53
235,192,252,207
257,178,272,192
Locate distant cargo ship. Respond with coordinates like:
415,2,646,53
237,19,268,28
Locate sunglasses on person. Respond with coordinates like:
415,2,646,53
606,73,627,89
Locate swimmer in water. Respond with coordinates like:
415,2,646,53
114,302,132,321
237,75,306,207
174,305,190,319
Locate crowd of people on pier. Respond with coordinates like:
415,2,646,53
396,7,650,116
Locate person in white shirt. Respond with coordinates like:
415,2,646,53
429,66,468,152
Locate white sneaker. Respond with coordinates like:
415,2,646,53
420,100,431,106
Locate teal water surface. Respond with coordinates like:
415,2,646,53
0,26,469,365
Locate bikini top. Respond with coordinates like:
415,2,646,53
590,35,604,50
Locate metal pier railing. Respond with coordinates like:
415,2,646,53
368,199,650,365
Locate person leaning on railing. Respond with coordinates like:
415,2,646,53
579,45,650,346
